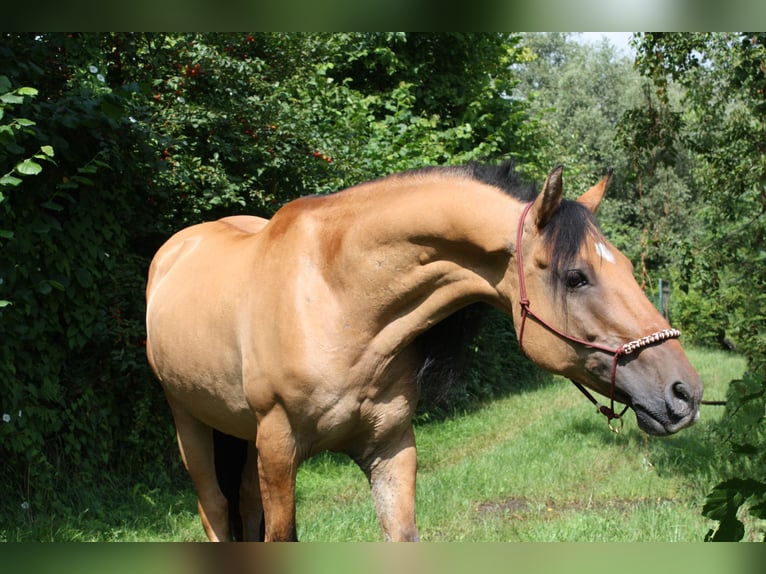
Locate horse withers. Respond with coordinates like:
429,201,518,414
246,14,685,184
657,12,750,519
145,163,702,541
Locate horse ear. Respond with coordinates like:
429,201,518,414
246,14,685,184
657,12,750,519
577,169,613,214
533,165,564,230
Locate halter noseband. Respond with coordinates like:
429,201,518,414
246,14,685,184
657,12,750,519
515,201,681,433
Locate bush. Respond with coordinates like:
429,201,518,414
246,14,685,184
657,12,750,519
0,35,176,524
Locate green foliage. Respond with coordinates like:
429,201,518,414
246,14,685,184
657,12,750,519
516,33,640,187
465,309,546,404
633,33,766,360
633,32,766,541
702,368,766,541
137,32,542,222
0,34,177,525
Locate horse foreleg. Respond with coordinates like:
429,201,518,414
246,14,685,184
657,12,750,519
240,441,265,541
364,425,420,542
169,403,231,541
256,407,299,541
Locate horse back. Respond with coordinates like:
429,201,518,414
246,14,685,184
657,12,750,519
147,216,268,288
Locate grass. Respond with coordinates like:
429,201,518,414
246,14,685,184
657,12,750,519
4,347,747,542
2,480,203,543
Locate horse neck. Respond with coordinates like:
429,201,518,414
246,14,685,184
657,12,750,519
326,176,523,354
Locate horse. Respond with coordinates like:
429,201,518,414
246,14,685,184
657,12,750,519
145,162,703,541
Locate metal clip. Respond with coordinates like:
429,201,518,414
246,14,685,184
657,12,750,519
607,415,624,434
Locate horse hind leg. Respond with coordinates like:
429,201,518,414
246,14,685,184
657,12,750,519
213,430,249,540
239,441,265,541
169,403,232,541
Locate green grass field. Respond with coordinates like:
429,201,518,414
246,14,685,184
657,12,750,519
6,347,748,542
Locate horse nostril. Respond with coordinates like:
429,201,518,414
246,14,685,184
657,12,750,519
672,381,691,402
668,381,694,416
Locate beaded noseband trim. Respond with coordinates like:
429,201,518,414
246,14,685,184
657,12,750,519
621,329,681,355
515,201,682,432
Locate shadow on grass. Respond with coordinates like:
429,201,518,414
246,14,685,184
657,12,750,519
568,411,719,484
7,474,202,542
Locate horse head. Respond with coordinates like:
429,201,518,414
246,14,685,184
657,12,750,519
511,166,702,436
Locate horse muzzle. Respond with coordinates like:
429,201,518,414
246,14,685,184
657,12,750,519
631,378,702,436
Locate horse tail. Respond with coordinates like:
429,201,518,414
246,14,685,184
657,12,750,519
213,429,248,541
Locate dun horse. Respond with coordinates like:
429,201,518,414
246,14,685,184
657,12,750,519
146,163,702,541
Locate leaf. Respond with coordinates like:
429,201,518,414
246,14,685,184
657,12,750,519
15,118,36,127
0,93,24,105
16,87,38,97
0,174,22,187
703,483,744,521
0,300,12,308
703,478,758,519
15,159,42,175
702,478,766,542
706,517,745,542
39,145,54,157
72,175,94,186
74,268,94,288
29,219,50,234
41,200,64,212
0,75,11,93
749,499,766,520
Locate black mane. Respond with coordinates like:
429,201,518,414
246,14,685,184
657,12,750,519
403,159,538,202
462,160,538,202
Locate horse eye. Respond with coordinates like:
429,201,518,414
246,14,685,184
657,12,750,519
565,270,588,290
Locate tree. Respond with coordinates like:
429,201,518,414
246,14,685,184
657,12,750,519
634,32,766,541
516,33,637,185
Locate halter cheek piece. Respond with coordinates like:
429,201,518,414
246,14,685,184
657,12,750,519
515,202,681,433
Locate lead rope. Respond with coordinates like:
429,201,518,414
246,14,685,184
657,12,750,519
515,202,682,433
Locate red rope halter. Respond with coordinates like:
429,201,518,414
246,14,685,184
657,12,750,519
515,201,681,433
